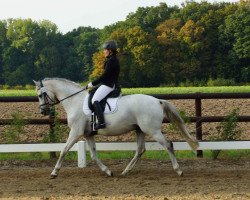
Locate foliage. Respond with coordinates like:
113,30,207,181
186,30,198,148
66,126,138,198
207,78,236,86
42,109,69,143
0,1,249,86
90,51,105,80
2,112,27,144
211,108,242,159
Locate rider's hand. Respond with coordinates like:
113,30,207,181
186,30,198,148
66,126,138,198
87,82,93,89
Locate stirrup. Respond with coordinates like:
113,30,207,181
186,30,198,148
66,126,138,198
94,123,106,130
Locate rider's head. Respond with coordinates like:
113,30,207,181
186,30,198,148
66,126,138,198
102,40,118,57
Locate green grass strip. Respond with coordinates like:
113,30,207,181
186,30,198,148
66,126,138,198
0,150,249,161
122,86,250,95
0,86,249,97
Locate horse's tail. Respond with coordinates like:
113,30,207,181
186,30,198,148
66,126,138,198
160,100,199,151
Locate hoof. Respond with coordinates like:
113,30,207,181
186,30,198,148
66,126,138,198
107,171,113,177
175,168,183,177
121,170,128,176
177,170,183,177
179,171,184,177
50,174,58,179
105,169,113,177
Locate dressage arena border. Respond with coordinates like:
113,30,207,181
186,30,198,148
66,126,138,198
0,140,249,168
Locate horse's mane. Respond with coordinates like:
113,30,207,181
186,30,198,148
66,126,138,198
43,78,82,88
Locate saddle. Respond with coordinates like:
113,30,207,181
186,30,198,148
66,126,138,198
88,86,121,112
85,86,121,135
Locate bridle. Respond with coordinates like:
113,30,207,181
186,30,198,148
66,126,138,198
38,80,87,110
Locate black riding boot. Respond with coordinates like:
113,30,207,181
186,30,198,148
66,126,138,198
93,101,106,130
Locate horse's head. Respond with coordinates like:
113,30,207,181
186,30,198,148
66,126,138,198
33,80,58,116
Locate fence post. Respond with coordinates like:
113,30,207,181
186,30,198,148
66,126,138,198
195,93,203,158
77,141,86,168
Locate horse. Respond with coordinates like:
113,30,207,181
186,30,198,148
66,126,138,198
33,78,199,178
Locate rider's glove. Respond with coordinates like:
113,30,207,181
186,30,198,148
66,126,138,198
87,82,93,89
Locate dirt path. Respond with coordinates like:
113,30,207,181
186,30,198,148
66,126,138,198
0,159,249,200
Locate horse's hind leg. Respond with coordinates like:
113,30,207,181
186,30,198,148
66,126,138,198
122,130,146,176
86,136,113,176
151,130,183,176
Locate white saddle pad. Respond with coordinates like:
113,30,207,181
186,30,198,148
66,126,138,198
83,93,121,116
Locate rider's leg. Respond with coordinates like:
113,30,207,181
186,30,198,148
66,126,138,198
93,101,106,129
92,85,114,129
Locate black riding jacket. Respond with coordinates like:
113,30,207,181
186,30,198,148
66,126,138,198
92,54,120,88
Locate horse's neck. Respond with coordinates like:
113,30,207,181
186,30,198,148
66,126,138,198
46,80,87,113
46,80,79,99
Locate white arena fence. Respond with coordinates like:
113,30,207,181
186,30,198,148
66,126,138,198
0,141,249,168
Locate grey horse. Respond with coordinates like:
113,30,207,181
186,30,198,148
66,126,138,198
33,78,199,178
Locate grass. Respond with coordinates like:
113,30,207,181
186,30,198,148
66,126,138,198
122,86,250,94
0,150,249,161
0,90,36,97
0,85,250,97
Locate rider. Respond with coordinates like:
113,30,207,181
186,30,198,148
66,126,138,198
87,40,120,130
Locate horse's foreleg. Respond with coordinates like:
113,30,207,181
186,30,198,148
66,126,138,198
122,130,145,176
51,129,81,178
152,130,183,176
86,136,113,176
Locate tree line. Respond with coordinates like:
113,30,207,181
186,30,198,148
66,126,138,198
0,1,249,87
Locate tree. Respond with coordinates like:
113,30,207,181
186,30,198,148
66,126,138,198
197,3,238,80
126,3,179,33
0,21,8,84
2,46,31,85
125,26,162,86
72,27,100,79
178,20,204,81
90,51,105,80
218,1,250,82
6,18,42,54
156,18,183,85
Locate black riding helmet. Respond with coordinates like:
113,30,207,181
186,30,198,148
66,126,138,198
102,40,118,53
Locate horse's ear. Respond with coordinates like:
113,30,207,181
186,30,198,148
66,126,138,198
33,80,40,87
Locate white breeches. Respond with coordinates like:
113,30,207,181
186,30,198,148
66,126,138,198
92,85,115,104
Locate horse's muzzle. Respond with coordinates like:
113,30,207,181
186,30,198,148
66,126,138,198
40,107,50,116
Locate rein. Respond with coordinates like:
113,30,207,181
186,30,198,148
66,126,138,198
56,87,87,105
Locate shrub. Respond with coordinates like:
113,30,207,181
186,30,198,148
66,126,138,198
13,85,25,90
42,108,69,143
211,108,242,159
3,112,27,144
25,84,35,90
2,85,11,90
207,78,236,86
